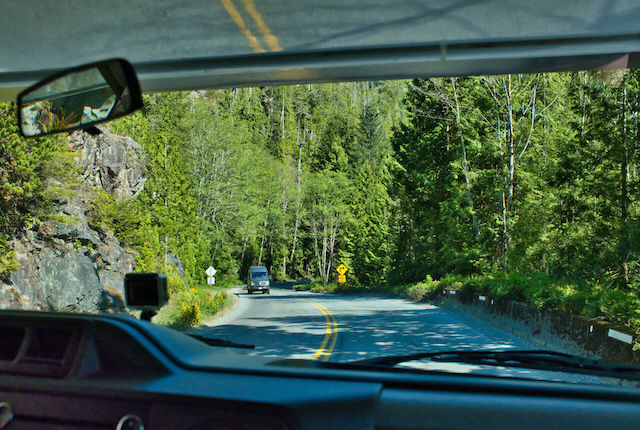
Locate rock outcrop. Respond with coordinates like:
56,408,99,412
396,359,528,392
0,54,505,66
0,126,146,312
68,125,147,200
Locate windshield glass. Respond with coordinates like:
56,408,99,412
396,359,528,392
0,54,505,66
2,71,640,387
251,272,268,281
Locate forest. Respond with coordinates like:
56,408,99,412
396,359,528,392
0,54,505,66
3,70,640,331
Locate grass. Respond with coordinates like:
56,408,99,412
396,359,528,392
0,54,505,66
154,283,235,330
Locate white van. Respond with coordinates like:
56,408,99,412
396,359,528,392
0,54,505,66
247,266,270,294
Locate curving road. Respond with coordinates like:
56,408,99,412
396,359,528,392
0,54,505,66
190,285,604,384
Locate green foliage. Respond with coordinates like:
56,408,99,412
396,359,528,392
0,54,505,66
0,101,78,281
178,294,202,327
389,71,640,335
165,264,187,294
106,84,403,288
7,71,640,339
0,234,19,277
0,102,69,232
87,188,165,273
405,275,443,302
293,279,369,294
155,288,229,329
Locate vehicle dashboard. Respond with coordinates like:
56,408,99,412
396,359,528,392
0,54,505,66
0,311,639,429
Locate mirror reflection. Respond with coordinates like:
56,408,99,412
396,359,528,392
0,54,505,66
19,60,138,137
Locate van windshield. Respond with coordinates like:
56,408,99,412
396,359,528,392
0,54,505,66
252,273,268,281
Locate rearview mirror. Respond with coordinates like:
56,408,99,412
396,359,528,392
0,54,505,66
17,59,143,137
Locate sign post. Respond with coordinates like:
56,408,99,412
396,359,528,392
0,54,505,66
206,266,217,285
336,264,348,283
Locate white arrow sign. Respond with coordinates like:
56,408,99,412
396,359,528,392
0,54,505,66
205,266,217,277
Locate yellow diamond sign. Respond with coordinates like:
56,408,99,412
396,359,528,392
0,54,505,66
336,264,348,275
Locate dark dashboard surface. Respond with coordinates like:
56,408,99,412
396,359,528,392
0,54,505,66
0,311,639,430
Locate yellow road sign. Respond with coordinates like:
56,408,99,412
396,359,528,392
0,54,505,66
338,274,346,283
336,264,348,275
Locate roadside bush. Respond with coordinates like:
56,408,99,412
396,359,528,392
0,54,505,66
0,234,19,278
270,266,287,282
461,274,495,295
156,288,229,329
201,292,227,315
212,278,241,288
597,288,639,325
488,272,528,301
179,296,202,327
525,277,567,311
292,280,337,292
305,280,345,293
438,274,464,290
405,275,442,302
292,279,370,294
316,282,347,293
558,288,592,315
166,264,187,295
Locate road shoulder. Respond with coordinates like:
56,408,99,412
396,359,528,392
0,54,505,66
197,285,245,327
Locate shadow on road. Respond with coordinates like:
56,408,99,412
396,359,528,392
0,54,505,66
191,289,602,384
192,304,529,362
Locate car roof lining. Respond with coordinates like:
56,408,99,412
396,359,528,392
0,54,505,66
2,0,640,100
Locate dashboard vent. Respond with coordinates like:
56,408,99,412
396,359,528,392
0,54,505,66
0,326,25,361
24,327,75,363
0,322,84,377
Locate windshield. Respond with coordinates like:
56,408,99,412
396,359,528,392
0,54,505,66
251,272,268,281
2,70,640,387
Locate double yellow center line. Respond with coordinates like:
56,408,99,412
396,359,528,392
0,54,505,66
301,299,338,361
219,0,283,53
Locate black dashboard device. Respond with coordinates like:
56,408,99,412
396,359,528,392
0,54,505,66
124,273,168,310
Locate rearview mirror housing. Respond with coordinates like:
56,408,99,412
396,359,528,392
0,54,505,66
17,59,143,137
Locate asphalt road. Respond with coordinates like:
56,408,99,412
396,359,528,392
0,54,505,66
191,285,604,384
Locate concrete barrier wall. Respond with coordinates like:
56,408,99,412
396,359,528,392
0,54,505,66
442,289,639,365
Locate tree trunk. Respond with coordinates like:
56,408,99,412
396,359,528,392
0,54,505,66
281,92,285,140
621,86,630,284
487,75,537,264
321,223,328,284
505,75,515,257
241,235,248,263
289,125,305,275
451,78,480,239
258,199,271,265
289,215,300,270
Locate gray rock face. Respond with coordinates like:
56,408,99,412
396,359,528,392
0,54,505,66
0,126,143,312
36,249,103,312
68,125,147,200
167,253,187,283
52,220,101,246
0,199,134,312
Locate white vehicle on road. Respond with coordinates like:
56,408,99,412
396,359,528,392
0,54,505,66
247,266,270,294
